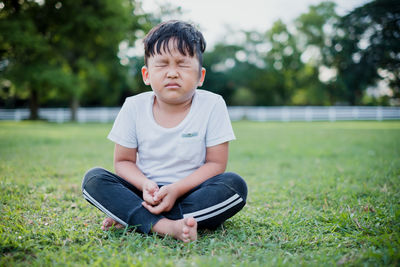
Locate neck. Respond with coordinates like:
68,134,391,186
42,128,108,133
154,95,194,114
152,94,194,128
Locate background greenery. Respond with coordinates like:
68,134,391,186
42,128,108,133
1,121,399,266
1,0,399,120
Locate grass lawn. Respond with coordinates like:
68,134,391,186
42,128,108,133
0,121,399,266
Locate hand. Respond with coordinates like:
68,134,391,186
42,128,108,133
142,184,179,214
142,179,160,206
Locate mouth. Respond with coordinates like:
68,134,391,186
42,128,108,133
165,83,180,89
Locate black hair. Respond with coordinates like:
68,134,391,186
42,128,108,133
143,20,206,70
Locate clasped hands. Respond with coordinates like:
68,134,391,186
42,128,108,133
142,179,179,214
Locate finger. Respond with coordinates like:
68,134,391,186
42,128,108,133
154,187,168,202
142,201,166,215
150,184,159,194
143,191,158,204
141,201,154,212
142,201,159,213
149,204,165,214
143,196,156,206
146,186,158,196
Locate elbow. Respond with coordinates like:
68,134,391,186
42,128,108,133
220,161,227,173
114,158,137,177
205,158,228,176
214,161,227,175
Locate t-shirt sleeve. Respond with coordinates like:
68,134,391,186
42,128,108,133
206,96,236,147
107,99,138,148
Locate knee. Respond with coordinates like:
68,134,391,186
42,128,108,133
223,172,248,201
81,167,108,192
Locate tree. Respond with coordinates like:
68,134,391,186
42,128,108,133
202,42,242,103
293,1,340,105
44,0,138,120
0,0,151,120
203,30,281,106
257,20,304,105
0,0,73,119
330,0,400,105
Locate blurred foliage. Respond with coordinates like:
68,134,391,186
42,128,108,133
0,0,399,120
0,0,154,119
202,0,399,107
330,0,400,105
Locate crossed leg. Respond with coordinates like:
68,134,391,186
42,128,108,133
83,168,247,242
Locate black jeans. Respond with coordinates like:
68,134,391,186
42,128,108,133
82,167,247,233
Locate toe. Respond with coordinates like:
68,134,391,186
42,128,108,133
186,217,196,227
183,226,189,234
115,223,124,229
103,218,112,226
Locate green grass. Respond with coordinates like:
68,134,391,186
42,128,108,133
1,121,399,266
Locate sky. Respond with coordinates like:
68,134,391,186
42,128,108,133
141,0,371,47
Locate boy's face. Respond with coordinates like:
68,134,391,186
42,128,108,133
141,40,206,106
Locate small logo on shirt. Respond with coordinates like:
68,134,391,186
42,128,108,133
181,132,198,138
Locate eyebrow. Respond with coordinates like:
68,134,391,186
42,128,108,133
154,58,169,63
177,58,190,63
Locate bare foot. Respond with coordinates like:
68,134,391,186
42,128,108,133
152,217,197,242
101,217,124,230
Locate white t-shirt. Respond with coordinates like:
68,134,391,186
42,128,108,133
108,89,235,184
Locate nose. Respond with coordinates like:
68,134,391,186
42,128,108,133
166,67,178,78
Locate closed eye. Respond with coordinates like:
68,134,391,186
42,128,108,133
177,60,191,67
178,63,190,68
154,59,169,67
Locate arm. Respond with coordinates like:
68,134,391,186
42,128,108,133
114,144,160,205
174,141,228,195
142,142,229,214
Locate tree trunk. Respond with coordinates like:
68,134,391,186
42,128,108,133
70,96,79,122
29,87,39,120
349,88,362,106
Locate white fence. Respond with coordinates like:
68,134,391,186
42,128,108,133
0,107,120,123
0,106,399,123
228,106,400,121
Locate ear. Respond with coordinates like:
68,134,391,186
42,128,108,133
141,66,150,85
198,67,206,87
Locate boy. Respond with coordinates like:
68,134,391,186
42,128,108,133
82,20,247,242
